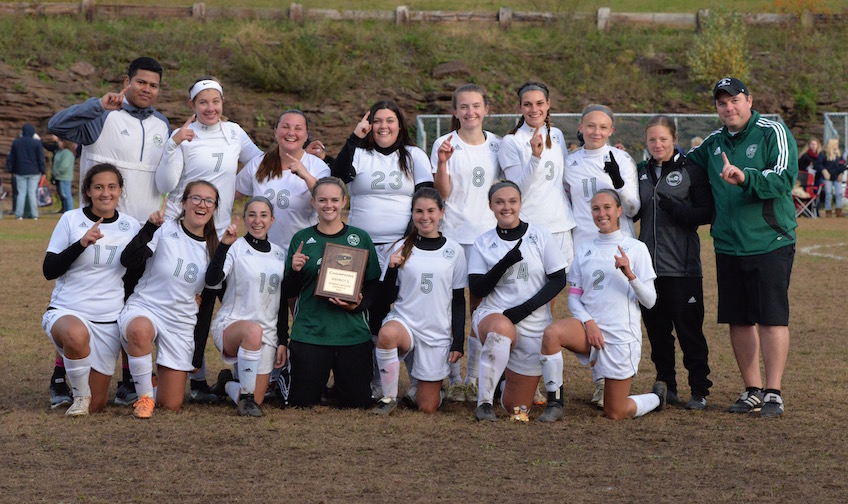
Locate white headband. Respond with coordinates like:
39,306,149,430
190,80,223,101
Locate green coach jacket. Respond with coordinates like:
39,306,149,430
687,110,798,257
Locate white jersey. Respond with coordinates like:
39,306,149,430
123,219,210,337
212,238,286,347
385,237,467,346
568,231,656,345
156,120,262,238
430,131,501,244
46,209,140,321
499,123,576,234
469,223,567,335
347,145,433,243
564,145,640,248
235,152,330,257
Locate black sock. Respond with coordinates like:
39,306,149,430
746,386,764,394
122,366,132,384
764,388,781,397
190,379,207,389
52,365,65,380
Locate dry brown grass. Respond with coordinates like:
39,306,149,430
2,213,847,503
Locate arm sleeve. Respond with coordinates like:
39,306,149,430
120,221,159,268
450,288,466,354
502,268,567,324
468,248,522,299
204,242,232,286
276,297,289,346
47,98,108,146
662,163,715,227
617,151,641,218
351,277,379,314
43,242,86,280
630,277,657,309
567,289,594,324
154,135,185,194
331,133,363,183
741,125,799,200
380,265,400,305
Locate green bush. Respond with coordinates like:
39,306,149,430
686,12,750,88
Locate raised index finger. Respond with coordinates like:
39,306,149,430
183,115,195,128
296,241,304,254
92,217,104,228
120,85,131,97
534,126,541,137
721,152,730,166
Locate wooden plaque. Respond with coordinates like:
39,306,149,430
314,243,369,303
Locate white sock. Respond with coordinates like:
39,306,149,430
375,347,400,400
237,347,262,394
63,355,92,398
540,351,564,392
631,393,661,417
225,380,241,405
189,360,206,382
403,349,417,390
448,360,462,385
477,332,511,407
464,334,481,386
128,354,154,398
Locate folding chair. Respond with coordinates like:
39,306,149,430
793,171,823,218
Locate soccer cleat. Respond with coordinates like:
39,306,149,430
189,379,219,404
50,376,72,409
401,386,417,408
666,389,681,406
132,395,155,419
276,362,292,407
237,393,262,417
371,397,398,416
370,379,383,402
447,383,466,402
114,380,138,406
727,389,764,413
475,403,497,422
464,381,478,403
65,396,91,417
686,394,707,410
651,381,668,411
591,379,605,409
210,369,234,398
760,393,784,418
538,387,565,423
533,382,547,406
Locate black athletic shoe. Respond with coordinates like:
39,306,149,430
211,369,234,398
728,389,764,413
686,394,707,410
537,386,565,422
237,393,262,417
50,376,72,409
651,381,668,411
189,379,219,404
275,361,292,407
759,393,784,418
371,397,398,416
666,388,681,406
113,380,138,406
475,403,497,421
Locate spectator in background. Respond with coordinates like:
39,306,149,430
815,138,846,217
798,137,821,174
7,124,46,220
52,137,76,213
690,136,703,150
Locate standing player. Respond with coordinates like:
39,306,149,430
470,181,567,421
564,104,639,407
372,188,467,415
155,77,263,402
284,177,382,408
47,56,170,406
332,101,434,401
118,181,219,418
42,164,141,415
636,115,714,409
431,84,501,402
539,190,663,421
687,77,797,417
206,197,287,417
235,109,330,258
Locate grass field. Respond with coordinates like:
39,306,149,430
2,206,848,502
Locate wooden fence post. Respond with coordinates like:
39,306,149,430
290,3,303,24
696,9,709,33
192,3,206,20
597,7,610,31
80,0,95,22
396,6,409,24
498,7,512,30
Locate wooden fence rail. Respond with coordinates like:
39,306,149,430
0,2,842,29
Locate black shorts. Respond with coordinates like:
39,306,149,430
288,339,372,408
715,245,794,326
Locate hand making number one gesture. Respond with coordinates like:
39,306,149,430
719,152,745,186
172,115,196,145
353,112,371,139
100,85,131,111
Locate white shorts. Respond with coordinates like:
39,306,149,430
212,317,278,375
374,242,396,280
43,309,121,376
575,341,641,381
383,315,450,382
550,230,574,272
471,307,542,377
118,306,194,372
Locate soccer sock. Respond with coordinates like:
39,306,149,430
225,380,240,405
53,357,65,379
464,335,481,386
128,354,154,398
477,332,511,407
121,362,131,384
375,347,400,400
232,362,239,382
237,347,262,395
448,360,462,386
631,393,661,417
188,360,206,383
370,335,381,389
540,352,564,392
63,355,91,398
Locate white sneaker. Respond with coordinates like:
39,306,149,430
592,379,605,409
446,382,466,402
65,396,91,416
464,381,478,402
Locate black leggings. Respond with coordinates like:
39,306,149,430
288,339,373,408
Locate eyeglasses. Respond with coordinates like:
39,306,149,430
187,195,217,207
